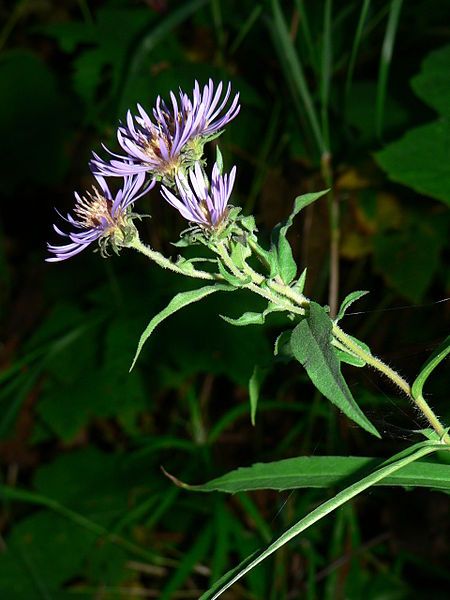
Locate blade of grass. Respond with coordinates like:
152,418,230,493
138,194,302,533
345,0,371,104
294,0,319,72
119,0,210,110
376,0,404,138
271,0,326,155
160,525,212,600
230,5,263,55
320,0,333,150
0,485,174,568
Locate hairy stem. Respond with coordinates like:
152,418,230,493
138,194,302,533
215,242,304,316
129,237,217,281
333,324,450,445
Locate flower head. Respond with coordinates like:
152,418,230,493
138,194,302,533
160,161,236,229
91,80,240,183
47,172,153,262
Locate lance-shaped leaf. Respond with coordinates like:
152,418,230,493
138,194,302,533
271,190,329,284
412,334,450,399
130,284,233,370
290,302,379,437
332,335,371,368
168,454,450,493
335,290,369,322
248,364,269,425
220,302,284,327
199,442,441,599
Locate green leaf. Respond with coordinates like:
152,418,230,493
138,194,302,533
412,335,450,399
180,454,450,493
375,119,450,207
274,330,294,359
160,525,212,600
293,267,307,294
375,0,404,137
272,190,329,284
217,260,250,287
229,240,252,270
199,442,442,599
290,303,379,437
411,44,450,118
333,336,369,368
248,365,269,425
373,213,448,301
375,44,450,206
216,145,224,174
221,311,265,327
130,284,233,369
270,0,324,154
221,302,283,327
0,50,71,193
335,290,369,322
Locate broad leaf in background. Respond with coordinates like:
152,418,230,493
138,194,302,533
374,212,448,302
291,303,379,436
376,45,450,206
271,190,329,283
0,50,71,194
0,512,95,599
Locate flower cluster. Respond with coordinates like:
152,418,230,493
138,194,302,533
48,80,240,261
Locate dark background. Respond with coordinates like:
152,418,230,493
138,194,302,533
0,0,449,598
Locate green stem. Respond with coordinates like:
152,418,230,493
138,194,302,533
332,324,450,445
216,242,304,316
129,236,217,281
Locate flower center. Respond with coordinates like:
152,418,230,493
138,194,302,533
74,188,118,230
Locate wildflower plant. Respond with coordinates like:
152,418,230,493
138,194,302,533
47,80,450,599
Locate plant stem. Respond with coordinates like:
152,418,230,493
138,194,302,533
215,242,304,316
129,236,217,281
321,152,340,318
332,324,450,445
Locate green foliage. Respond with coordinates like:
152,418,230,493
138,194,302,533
183,454,450,493
376,45,450,205
131,284,234,369
0,50,71,193
412,335,450,400
248,364,268,425
373,212,448,302
271,190,329,283
335,290,369,322
2,1,450,598
290,303,379,437
200,442,444,599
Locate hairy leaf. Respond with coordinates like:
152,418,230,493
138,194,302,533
335,290,369,322
290,303,379,436
412,334,450,399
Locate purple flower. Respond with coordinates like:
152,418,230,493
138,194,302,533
91,80,240,181
47,172,153,262
161,162,236,229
